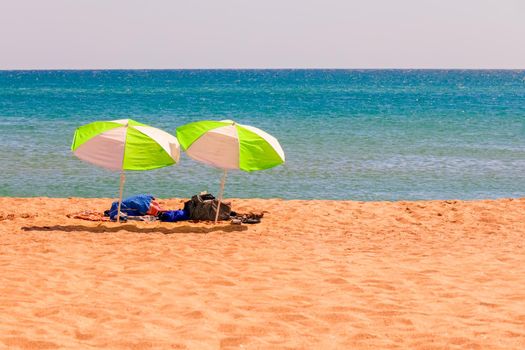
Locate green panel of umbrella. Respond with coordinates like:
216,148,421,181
72,118,180,222
177,119,285,223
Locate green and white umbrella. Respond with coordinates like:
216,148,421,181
176,119,285,223
72,118,180,222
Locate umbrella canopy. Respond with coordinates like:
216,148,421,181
72,118,180,171
72,118,180,222
176,120,285,172
176,119,285,223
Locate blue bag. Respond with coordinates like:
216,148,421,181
159,210,190,222
108,194,156,220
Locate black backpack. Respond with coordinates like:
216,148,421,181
184,194,231,221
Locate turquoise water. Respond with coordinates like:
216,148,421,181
0,70,524,200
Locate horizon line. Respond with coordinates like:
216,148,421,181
1,67,525,72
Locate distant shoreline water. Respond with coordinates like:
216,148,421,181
2,68,524,71
0,69,524,200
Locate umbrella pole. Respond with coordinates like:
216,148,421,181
214,169,228,224
117,172,126,223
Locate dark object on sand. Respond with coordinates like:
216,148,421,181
230,211,266,224
184,194,231,221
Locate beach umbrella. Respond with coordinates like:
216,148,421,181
176,119,285,223
71,118,180,222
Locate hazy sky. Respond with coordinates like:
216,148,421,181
1,0,524,69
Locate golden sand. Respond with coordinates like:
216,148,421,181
1,197,524,349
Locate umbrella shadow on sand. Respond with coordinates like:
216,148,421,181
21,224,248,235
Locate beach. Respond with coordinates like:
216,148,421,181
2,0,524,348
1,197,524,349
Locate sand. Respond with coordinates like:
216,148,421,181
0,197,524,350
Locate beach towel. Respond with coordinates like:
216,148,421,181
67,211,110,222
108,194,162,220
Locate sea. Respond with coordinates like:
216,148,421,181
0,70,524,200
